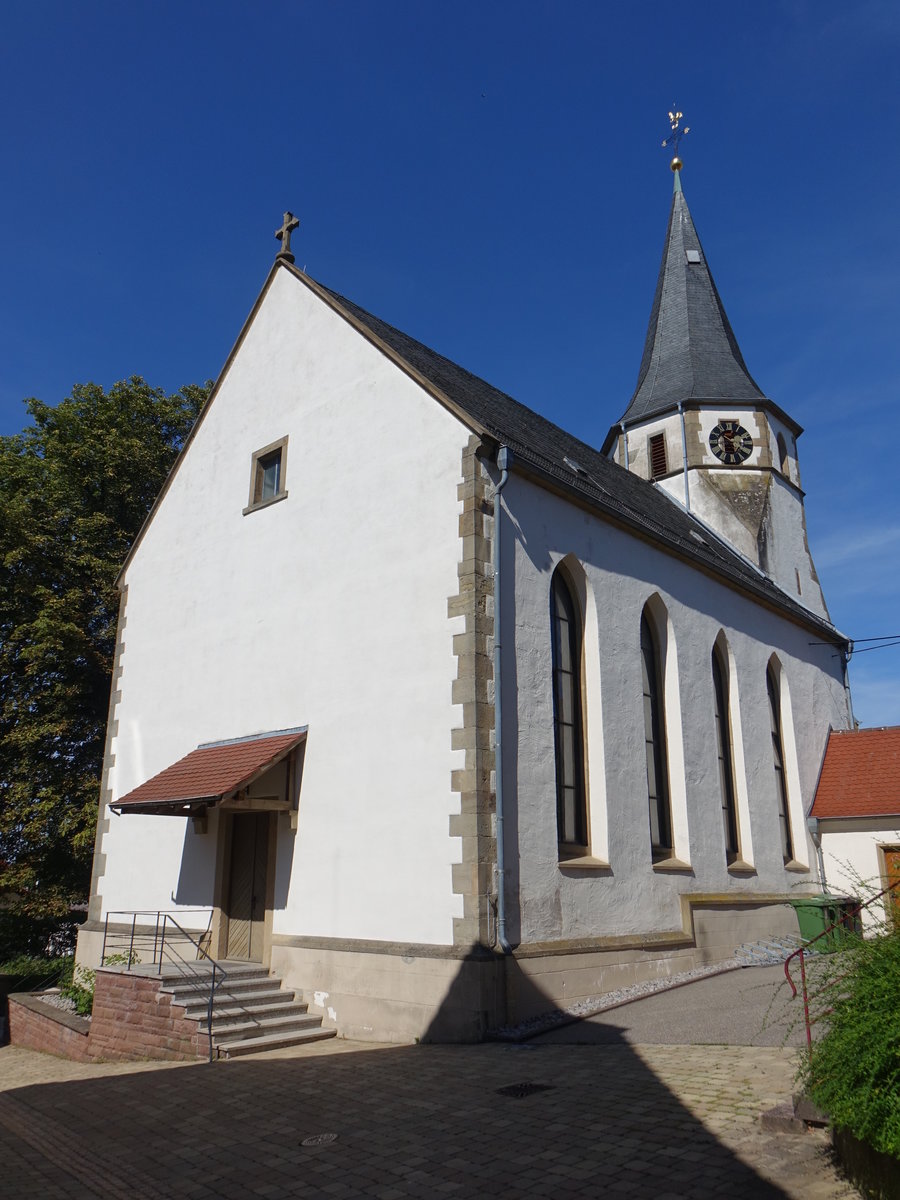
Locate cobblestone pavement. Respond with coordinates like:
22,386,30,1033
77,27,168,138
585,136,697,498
0,1037,858,1199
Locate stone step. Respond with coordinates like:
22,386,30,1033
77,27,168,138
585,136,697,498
157,961,268,984
216,1026,337,1058
213,1011,324,1044
182,989,301,1020
198,999,308,1028
164,971,273,999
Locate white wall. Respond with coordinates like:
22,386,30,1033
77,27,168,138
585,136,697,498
502,472,852,944
819,820,900,931
97,268,469,945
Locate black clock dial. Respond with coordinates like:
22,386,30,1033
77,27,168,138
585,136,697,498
709,421,753,465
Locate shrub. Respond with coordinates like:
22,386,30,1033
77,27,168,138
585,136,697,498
801,928,900,1158
0,952,71,991
59,964,95,1016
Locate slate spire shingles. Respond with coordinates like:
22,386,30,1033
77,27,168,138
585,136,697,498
620,175,766,424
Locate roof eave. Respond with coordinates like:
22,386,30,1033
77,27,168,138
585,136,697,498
505,451,847,645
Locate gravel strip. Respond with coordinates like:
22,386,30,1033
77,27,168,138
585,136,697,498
489,959,744,1041
35,989,91,1021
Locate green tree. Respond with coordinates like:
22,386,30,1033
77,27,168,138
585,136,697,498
0,377,207,948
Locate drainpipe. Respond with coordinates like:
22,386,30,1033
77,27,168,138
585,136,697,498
619,422,629,470
806,817,829,895
678,401,690,511
493,446,512,954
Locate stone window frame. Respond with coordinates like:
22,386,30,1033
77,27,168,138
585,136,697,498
244,436,289,515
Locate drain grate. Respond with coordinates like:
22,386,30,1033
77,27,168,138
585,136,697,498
495,1082,555,1099
301,1133,338,1147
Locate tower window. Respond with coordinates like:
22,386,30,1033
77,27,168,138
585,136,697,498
648,434,668,479
777,433,789,476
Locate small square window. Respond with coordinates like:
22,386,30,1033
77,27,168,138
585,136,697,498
244,437,288,514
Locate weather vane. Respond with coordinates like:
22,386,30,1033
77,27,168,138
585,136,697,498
661,109,690,172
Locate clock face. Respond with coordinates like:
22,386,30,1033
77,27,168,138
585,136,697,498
709,420,753,465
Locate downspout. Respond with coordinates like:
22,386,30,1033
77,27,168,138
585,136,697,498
493,446,512,954
806,817,829,895
678,401,690,511
620,422,629,470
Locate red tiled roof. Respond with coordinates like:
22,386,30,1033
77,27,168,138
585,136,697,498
112,729,305,813
811,727,900,819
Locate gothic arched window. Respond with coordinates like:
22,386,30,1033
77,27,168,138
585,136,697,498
777,432,789,476
712,646,739,860
767,665,794,862
641,611,672,858
550,568,587,849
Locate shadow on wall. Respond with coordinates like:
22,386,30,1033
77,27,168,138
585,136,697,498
172,811,294,912
0,1025,790,1197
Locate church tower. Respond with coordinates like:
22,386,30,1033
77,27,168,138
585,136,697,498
602,159,828,620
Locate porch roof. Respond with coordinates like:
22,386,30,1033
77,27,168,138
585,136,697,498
811,726,900,820
110,728,306,816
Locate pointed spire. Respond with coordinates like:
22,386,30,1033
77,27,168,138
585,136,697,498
618,179,766,425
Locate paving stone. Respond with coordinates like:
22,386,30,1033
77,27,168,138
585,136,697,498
0,1041,859,1199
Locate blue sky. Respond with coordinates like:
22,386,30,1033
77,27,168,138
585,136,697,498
2,1,898,724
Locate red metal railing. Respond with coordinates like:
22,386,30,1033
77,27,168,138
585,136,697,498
784,880,900,1051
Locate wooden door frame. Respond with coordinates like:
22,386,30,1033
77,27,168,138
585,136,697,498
878,842,900,927
210,809,278,964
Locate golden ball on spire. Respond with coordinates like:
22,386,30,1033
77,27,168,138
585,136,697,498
670,157,683,172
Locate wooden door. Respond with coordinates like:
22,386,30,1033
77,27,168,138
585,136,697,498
885,846,900,930
225,813,270,961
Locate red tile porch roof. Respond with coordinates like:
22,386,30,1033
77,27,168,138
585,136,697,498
111,728,306,814
811,727,900,820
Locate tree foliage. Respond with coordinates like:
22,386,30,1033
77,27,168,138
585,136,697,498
0,378,207,933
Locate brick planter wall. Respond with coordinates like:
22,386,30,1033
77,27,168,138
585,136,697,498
87,969,207,1062
8,996,92,1062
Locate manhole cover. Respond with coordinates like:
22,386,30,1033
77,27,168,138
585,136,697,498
495,1082,555,1098
301,1133,338,1147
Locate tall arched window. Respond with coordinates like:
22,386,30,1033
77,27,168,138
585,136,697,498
777,432,789,476
641,611,671,858
767,665,794,862
550,568,587,849
712,646,739,860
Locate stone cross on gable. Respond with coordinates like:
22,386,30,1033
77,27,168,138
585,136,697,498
275,211,300,263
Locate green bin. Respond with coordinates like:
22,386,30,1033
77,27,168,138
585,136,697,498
790,896,861,952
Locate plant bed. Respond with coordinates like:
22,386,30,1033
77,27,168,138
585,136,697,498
832,1127,900,1200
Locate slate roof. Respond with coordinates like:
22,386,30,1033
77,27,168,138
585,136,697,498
111,729,305,814
617,175,768,426
306,272,843,642
811,728,900,820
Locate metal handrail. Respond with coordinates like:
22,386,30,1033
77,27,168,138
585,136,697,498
784,879,900,1052
100,908,226,1063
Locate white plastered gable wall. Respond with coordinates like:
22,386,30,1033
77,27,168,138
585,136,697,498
95,266,469,946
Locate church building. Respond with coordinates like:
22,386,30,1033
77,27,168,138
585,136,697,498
76,159,853,1044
